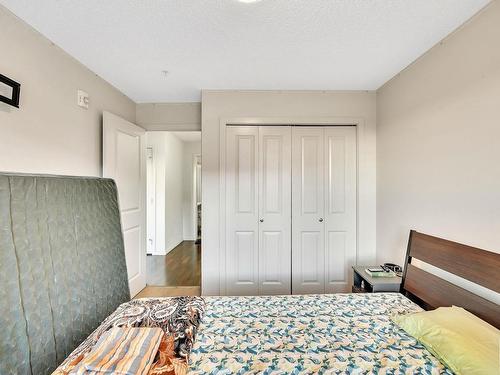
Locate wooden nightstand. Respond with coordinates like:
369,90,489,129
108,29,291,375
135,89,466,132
352,265,402,293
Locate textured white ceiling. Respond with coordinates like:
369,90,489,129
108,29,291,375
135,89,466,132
0,0,490,102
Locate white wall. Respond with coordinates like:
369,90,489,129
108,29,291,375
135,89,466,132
183,141,201,240
147,132,167,254
164,132,185,252
0,6,136,177
377,1,500,265
201,90,377,295
136,103,201,131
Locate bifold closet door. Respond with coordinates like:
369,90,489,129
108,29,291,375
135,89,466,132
225,126,259,295
258,126,291,295
324,127,357,293
291,127,325,294
292,126,357,294
225,126,292,295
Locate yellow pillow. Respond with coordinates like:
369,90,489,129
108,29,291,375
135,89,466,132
392,306,500,375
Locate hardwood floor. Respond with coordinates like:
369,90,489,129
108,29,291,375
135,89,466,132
134,286,200,298
146,240,201,287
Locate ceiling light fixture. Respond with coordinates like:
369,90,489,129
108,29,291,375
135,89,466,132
237,0,263,3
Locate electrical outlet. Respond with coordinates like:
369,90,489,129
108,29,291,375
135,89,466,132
77,89,89,109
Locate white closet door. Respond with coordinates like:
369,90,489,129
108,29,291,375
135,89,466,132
258,126,291,295
225,126,259,295
324,127,357,293
292,127,325,294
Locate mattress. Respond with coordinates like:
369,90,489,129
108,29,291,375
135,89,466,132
188,293,452,374
0,173,130,375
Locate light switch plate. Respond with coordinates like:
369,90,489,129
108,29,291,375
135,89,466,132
77,89,89,109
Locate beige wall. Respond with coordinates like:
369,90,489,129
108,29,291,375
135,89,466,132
201,90,377,295
377,1,500,266
4,0,499,294
136,103,201,131
0,6,136,177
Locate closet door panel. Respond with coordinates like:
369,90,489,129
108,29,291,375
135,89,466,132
261,136,282,213
301,137,322,214
259,126,291,295
226,126,259,295
260,230,283,284
326,231,347,282
292,127,325,294
299,231,323,284
235,231,257,282
324,127,357,293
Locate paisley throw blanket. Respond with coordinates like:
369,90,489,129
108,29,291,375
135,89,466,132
54,297,205,375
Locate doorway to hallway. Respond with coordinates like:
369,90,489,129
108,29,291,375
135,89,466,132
137,131,202,299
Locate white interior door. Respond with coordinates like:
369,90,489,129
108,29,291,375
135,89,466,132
292,127,325,294
103,111,146,297
258,126,291,295
225,126,259,295
324,127,357,293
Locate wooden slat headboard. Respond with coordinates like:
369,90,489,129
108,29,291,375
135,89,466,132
401,230,500,328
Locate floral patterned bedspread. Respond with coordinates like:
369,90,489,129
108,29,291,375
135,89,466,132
188,293,452,374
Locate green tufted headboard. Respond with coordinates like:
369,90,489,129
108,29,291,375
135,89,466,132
0,173,131,375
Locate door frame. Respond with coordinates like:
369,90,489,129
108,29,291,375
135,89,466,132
218,117,368,295
192,153,201,240
146,146,156,254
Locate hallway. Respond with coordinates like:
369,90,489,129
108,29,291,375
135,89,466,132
146,241,201,287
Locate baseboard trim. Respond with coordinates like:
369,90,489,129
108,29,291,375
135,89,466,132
164,239,184,255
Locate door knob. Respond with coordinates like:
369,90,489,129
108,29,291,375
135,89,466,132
259,219,264,223
319,218,324,222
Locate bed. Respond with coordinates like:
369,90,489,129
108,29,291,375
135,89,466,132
186,231,500,374
57,231,500,374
